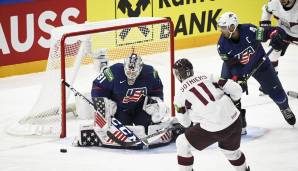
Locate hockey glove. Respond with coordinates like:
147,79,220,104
143,96,169,123
269,29,288,51
233,75,248,95
172,123,186,141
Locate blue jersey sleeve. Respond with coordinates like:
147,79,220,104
91,67,115,98
141,65,164,100
217,39,241,77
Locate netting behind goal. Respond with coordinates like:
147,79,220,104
7,17,175,138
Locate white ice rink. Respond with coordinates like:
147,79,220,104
0,45,297,171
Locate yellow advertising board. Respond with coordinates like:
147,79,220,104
0,0,270,77
87,0,269,49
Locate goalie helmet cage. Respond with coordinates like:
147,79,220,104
7,17,175,138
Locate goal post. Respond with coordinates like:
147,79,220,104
7,17,175,138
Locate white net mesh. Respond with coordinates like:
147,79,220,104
6,17,174,137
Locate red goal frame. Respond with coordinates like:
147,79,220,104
59,18,175,138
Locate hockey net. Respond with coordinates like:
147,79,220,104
7,17,175,138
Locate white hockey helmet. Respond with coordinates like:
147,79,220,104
124,53,143,85
217,12,238,30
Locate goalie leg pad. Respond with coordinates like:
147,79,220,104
92,97,117,118
148,124,174,144
126,125,146,138
73,124,102,147
92,97,117,129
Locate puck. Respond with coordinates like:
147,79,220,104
60,148,67,153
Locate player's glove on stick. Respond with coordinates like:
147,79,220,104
269,29,288,51
232,75,248,95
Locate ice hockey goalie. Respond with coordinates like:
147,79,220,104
72,52,180,149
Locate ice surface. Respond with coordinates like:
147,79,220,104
0,45,297,171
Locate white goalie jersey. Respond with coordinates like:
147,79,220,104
261,0,298,38
174,72,242,132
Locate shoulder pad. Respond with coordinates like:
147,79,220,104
103,67,114,82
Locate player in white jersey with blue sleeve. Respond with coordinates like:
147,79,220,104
260,0,298,72
173,58,249,171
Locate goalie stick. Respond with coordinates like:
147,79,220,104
62,80,148,146
107,124,183,147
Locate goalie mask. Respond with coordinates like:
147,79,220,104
173,58,194,83
124,53,143,85
217,12,238,39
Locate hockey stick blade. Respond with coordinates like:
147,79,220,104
107,124,183,147
287,91,298,98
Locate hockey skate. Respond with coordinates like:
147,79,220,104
281,108,296,125
240,109,247,135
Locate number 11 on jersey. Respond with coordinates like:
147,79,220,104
189,82,215,105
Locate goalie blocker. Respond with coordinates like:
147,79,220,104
74,96,180,149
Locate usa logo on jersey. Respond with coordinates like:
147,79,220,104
122,87,147,103
235,46,255,65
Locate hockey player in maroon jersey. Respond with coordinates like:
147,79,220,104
173,58,250,171
259,0,298,94
260,0,298,73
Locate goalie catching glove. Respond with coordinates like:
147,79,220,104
143,96,169,123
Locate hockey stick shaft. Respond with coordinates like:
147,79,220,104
62,80,147,146
287,91,298,98
107,124,183,147
244,47,274,82
283,40,298,46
